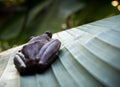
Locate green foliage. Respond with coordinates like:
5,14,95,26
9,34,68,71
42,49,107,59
0,0,25,7
0,15,120,87
0,0,119,51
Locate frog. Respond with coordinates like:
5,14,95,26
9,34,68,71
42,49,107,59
14,32,61,75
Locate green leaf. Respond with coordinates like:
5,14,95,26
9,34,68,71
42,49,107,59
17,0,84,44
28,0,84,35
0,14,24,40
0,14,120,87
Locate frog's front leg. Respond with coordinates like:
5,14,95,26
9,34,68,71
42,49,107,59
14,52,27,74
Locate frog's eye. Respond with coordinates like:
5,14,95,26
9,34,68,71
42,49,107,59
45,31,52,38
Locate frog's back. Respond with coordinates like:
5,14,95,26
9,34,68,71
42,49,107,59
21,41,45,60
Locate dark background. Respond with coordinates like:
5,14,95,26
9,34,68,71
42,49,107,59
0,0,119,51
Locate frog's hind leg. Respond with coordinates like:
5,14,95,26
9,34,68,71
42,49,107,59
36,39,61,73
38,39,61,64
14,53,27,75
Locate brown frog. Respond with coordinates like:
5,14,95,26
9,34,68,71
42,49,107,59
14,32,61,75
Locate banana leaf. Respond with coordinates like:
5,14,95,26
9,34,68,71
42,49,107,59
0,14,120,87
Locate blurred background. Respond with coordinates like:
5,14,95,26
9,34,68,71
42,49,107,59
0,0,120,52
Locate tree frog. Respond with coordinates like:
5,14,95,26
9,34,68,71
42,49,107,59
14,32,61,75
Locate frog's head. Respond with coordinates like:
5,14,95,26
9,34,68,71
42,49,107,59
45,31,52,38
28,31,52,43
